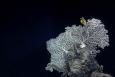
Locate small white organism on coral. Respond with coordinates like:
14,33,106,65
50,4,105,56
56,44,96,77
80,42,86,48
45,17,112,77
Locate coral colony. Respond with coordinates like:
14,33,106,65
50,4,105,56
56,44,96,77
45,17,113,77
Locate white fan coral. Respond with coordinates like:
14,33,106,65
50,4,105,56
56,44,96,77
45,18,111,77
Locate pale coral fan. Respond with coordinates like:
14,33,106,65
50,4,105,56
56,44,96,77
45,18,112,77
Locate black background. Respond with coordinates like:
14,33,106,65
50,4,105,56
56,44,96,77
0,0,115,77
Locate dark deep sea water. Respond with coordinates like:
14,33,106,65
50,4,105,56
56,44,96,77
0,0,115,77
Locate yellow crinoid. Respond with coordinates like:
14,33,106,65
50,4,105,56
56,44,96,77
80,17,87,25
